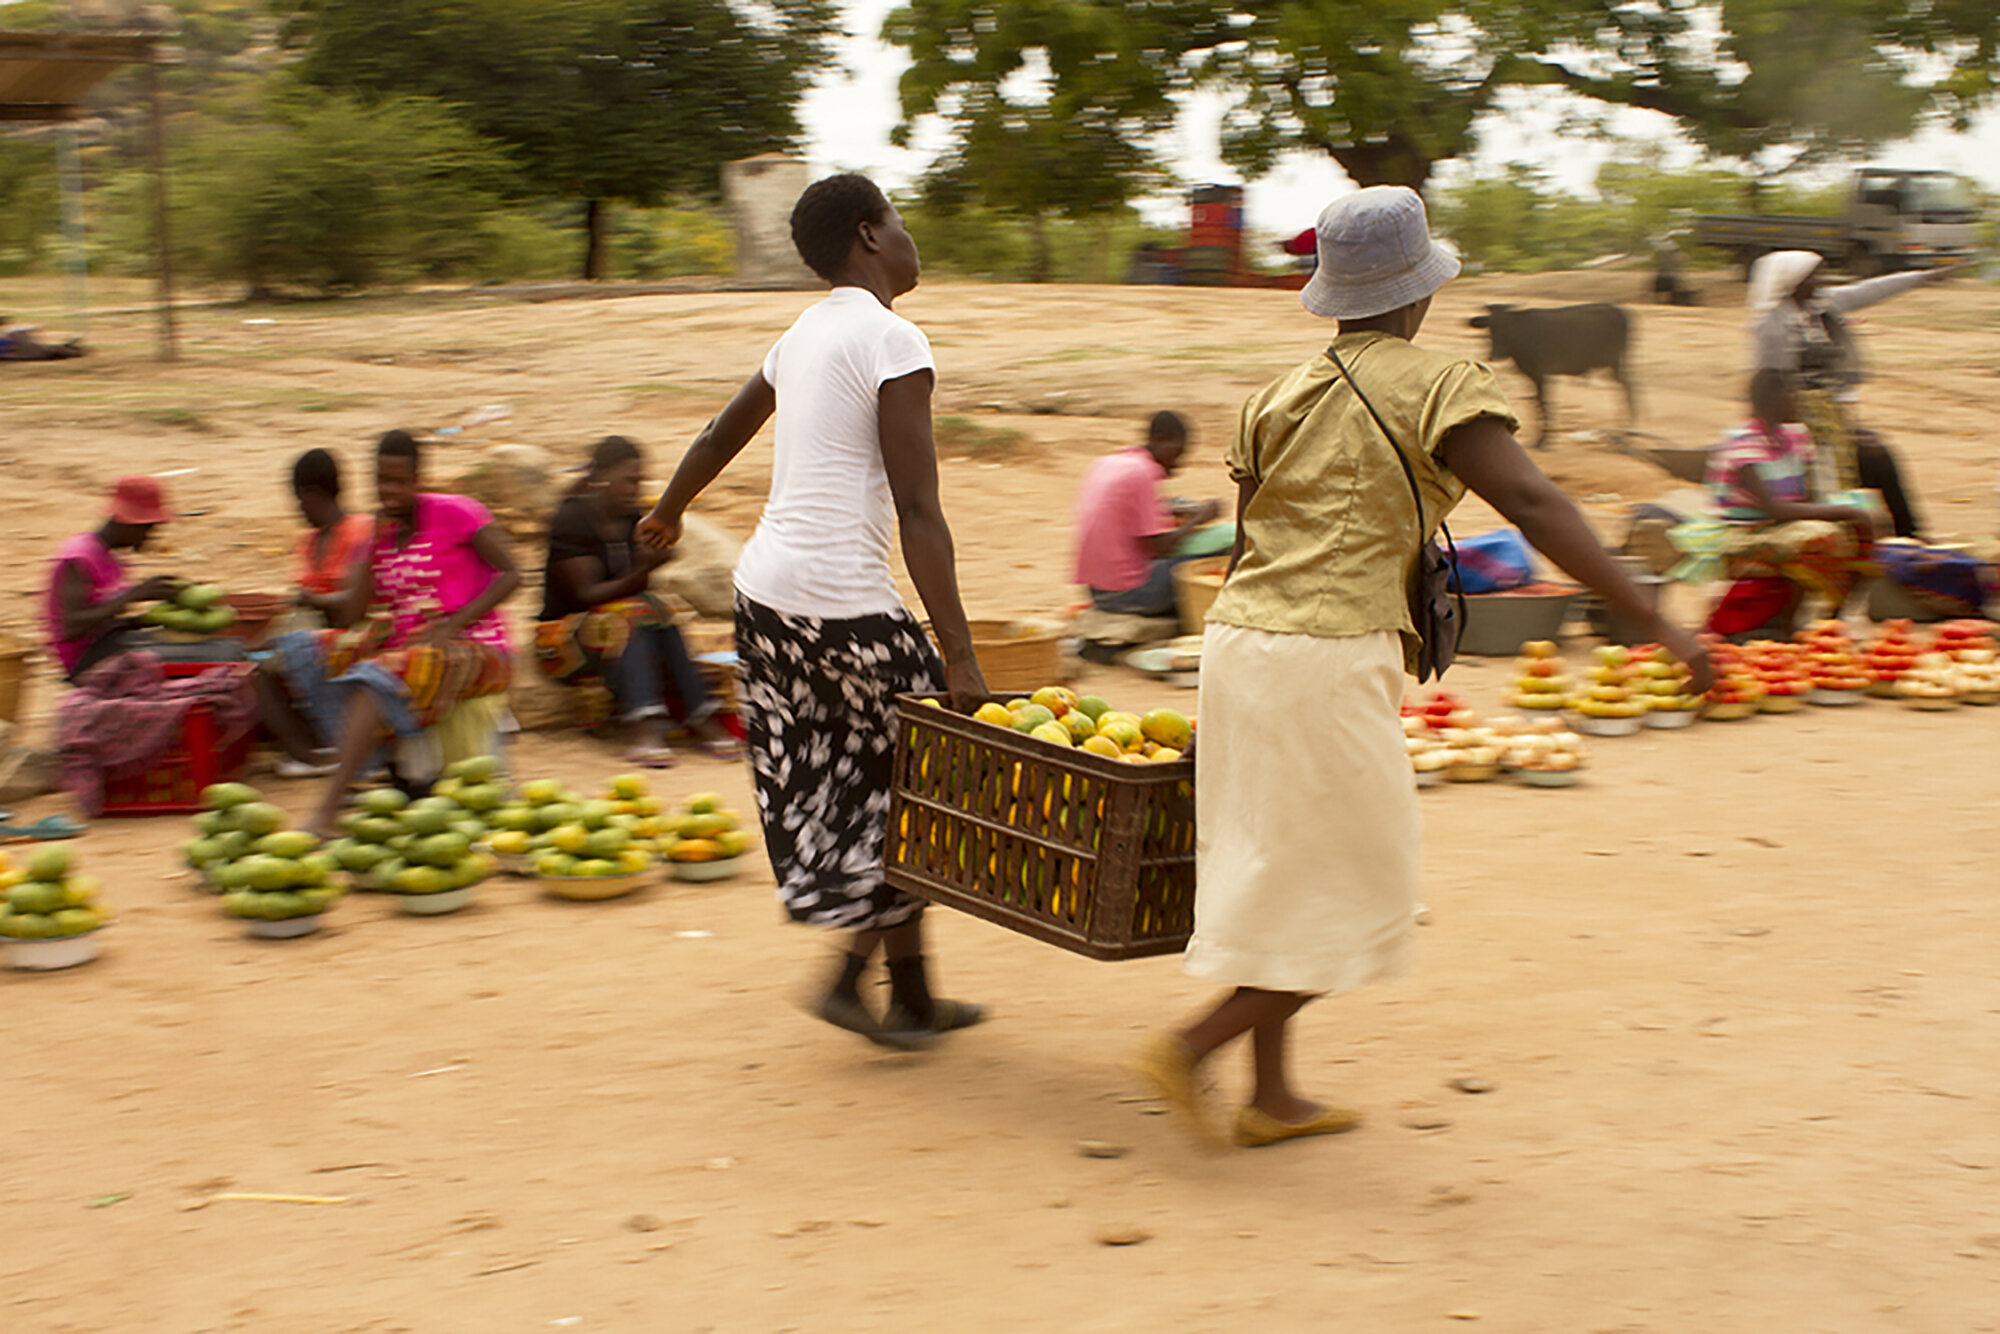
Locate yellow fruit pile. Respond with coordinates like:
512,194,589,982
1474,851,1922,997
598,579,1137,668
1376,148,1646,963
659,793,751,865
187,783,346,921
970,687,1191,764
0,846,106,940
477,774,663,880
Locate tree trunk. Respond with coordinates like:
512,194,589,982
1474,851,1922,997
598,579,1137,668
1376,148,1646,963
1029,212,1051,283
582,198,608,280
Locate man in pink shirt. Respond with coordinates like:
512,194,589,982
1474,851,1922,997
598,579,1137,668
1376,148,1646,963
46,476,181,680
1073,412,1220,616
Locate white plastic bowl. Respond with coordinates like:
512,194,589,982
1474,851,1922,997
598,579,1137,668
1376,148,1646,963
1572,714,1643,737
396,886,477,915
4,930,103,970
1808,688,1866,707
245,915,321,939
1641,708,1698,729
1517,768,1583,788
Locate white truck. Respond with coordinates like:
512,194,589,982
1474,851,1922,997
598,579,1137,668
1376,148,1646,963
1695,169,1979,276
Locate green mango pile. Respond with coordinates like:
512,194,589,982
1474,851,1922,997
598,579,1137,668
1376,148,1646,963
142,582,239,636
184,782,344,922
0,846,106,940
324,756,502,899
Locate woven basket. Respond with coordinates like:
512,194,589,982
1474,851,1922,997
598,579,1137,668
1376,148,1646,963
962,620,1065,694
1172,557,1229,635
0,631,33,726
884,695,1195,960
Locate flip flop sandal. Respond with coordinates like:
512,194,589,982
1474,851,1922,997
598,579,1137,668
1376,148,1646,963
625,746,677,770
698,736,745,761
0,814,88,841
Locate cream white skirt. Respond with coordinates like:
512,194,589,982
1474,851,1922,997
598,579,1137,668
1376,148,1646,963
1184,625,1418,994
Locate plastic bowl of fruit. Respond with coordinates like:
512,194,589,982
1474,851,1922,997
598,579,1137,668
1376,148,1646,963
3,927,106,970
1641,706,1698,729
1759,693,1806,714
1516,766,1582,788
396,885,479,916
541,869,654,901
1702,700,1758,721
245,914,322,939
1572,713,1643,737
669,855,745,883
1808,687,1866,707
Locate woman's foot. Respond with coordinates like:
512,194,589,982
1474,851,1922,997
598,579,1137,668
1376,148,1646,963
816,950,935,1051
881,954,986,1036
275,751,338,780
1130,1033,1223,1147
690,717,745,761
1232,1101,1362,1148
624,744,677,770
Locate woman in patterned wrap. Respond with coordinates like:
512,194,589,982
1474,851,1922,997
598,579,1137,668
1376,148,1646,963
638,174,990,1050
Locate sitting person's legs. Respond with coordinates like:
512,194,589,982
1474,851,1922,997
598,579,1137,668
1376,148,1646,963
1090,557,1179,618
1853,431,1922,540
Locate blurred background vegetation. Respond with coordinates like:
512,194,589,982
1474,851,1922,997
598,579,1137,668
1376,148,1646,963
0,0,1992,294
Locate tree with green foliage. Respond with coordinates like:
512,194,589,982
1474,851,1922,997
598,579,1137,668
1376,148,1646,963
168,91,519,295
277,0,838,278
884,0,2000,198
913,91,1164,281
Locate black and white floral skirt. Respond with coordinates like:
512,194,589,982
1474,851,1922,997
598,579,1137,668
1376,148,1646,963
734,592,944,932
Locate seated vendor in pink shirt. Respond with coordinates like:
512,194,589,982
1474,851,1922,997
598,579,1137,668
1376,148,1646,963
45,476,183,681
1073,411,1220,617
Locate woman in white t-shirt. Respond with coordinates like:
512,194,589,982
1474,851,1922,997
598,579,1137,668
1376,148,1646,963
639,175,990,1050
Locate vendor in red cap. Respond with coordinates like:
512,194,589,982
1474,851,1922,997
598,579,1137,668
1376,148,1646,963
45,476,182,680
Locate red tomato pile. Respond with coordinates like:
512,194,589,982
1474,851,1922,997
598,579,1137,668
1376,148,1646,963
1797,620,1869,694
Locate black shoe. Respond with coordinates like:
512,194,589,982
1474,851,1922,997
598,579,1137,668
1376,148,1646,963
818,991,937,1051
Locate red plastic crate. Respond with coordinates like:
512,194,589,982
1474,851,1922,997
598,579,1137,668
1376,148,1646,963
100,662,257,817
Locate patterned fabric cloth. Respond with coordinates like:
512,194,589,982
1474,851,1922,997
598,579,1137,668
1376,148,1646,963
531,596,670,729
1797,389,1857,492
276,625,510,745
733,592,943,932
56,654,257,816
532,596,664,685
1717,518,1870,608
1704,420,1816,521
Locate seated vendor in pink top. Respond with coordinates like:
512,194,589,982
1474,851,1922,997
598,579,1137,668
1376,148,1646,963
45,476,183,681
1072,411,1221,617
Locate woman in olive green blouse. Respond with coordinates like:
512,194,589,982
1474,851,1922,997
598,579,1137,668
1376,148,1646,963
1135,187,1713,1149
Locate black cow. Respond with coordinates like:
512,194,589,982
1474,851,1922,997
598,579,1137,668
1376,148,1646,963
1468,302,1635,448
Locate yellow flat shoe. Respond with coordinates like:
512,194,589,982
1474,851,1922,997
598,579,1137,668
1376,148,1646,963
1232,1104,1362,1148
1129,1034,1222,1148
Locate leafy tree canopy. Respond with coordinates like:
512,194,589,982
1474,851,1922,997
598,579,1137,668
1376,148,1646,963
884,0,2000,197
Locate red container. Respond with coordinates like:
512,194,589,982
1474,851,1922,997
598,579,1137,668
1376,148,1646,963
100,662,257,817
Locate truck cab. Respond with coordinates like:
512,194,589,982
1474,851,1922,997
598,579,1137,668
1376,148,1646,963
1847,169,1978,275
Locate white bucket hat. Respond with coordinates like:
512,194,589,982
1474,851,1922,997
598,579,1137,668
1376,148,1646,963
1299,185,1461,320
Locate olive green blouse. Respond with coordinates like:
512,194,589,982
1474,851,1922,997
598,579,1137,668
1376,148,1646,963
1208,330,1520,673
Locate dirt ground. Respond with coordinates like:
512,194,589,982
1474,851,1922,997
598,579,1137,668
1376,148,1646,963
3,271,1999,1332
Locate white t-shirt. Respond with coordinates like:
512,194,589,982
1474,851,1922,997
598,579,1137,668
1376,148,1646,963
733,287,935,620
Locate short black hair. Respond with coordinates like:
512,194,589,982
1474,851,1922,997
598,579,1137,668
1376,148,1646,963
1147,410,1188,445
790,174,891,283
376,429,421,469
292,447,341,499
590,434,642,475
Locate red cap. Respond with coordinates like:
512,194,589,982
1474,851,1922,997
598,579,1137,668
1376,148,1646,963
109,475,171,526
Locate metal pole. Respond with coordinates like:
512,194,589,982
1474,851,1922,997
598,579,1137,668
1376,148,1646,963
58,124,88,340
146,50,177,362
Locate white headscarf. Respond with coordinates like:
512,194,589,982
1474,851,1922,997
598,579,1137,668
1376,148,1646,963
1747,250,1824,317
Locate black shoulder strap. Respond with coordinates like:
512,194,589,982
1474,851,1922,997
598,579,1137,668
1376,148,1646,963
1326,343,1467,600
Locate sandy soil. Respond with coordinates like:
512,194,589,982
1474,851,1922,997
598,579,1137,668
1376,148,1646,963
2,272,1998,1331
